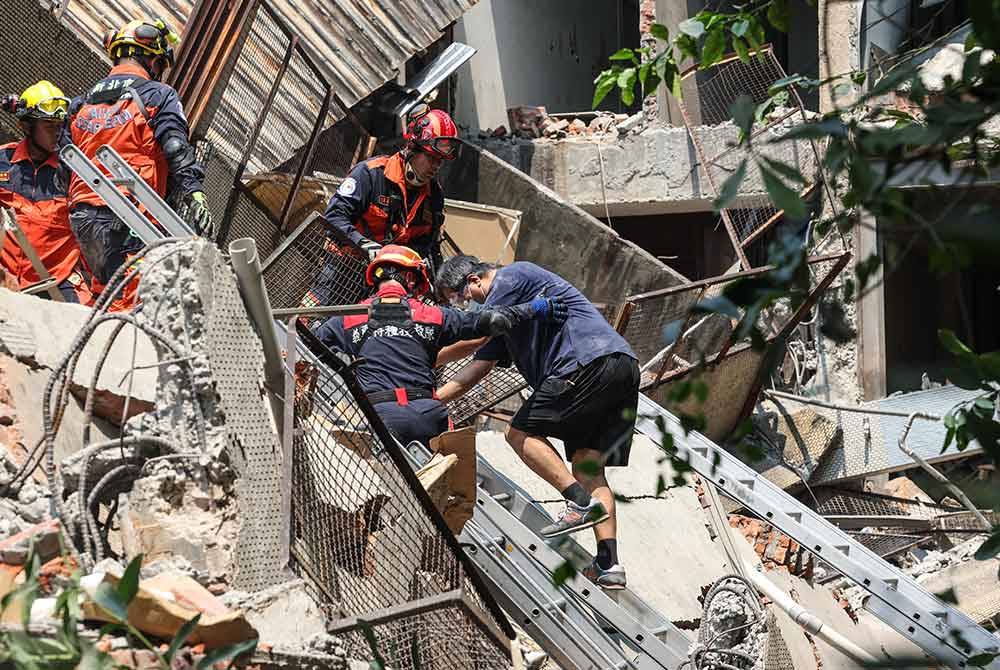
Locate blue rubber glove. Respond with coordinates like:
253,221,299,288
530,297,569,324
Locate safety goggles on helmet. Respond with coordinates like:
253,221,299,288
28,96,70,120
413,135,460,159
405,104,461,160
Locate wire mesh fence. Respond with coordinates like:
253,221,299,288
192,1,371,257
812,487,958,519
289,326,512,669
679,47,832,266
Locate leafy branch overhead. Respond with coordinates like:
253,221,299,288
594,0,1000,563
592,3,777,109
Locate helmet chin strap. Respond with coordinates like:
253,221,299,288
404,157,429,188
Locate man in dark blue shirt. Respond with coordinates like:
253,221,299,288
436,256,640,590
316,245,566,447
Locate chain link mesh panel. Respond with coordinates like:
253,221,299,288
679,48,828,264
261,212,370,315
812,488,957,519
195,2,370,258
289,327,512,668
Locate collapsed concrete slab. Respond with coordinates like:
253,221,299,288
471,122,821,218
0,289,160,463
443,145,689,304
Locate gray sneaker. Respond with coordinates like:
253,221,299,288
583,560,627,590
539,498,608,538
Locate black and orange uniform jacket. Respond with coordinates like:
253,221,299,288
323,153,445,267
316,282,491,400
0,139,92,303
315,282,486,445
67,62,204,209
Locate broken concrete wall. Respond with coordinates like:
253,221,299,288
443,145,688,304
469,122,821,217
0,289,160,464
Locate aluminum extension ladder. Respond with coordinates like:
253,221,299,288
401,440,691,670
60,144,195,242
632,395,999,670
67,144,999,669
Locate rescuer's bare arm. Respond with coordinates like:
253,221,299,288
436,358,497,403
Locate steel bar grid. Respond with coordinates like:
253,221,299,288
678,47,834,266
288,326,513,669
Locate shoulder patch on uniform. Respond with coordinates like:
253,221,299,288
338,177,357,196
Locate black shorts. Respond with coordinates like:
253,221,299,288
511,353,639,467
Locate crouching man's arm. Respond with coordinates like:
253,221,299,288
436,359,497,403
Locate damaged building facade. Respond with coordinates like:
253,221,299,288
0,0,997,669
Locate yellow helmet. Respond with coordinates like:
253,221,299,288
1,80,70,121
103,18,179,66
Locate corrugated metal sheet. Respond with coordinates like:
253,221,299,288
808,385,985,485
48,0,476,109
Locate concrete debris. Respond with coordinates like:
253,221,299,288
80,569,257,648
881,475,935,504
222,579,326,649
131,242,229,458
502,106,641,140
837,535,991,615
117,467,239,587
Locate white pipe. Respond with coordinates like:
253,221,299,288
747,568,879,666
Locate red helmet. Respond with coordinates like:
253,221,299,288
365,245,431,295
404,107,460,160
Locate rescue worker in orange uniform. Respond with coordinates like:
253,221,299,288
68,18,212,308
306,107,460,307
0,81,93,304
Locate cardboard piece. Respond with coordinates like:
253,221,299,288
427,427,478,534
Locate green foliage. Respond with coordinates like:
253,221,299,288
1,553,257,670
597,16,1000,668
551,560,577,587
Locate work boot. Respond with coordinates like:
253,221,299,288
539,498,608,538
583,559,627,590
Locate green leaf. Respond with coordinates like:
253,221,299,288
733,37,750,63
730,95,755,136
967,651,1000,669
779,118,848,140
760,157,806,185
196,639,258,670
592,69,618,108
678,18,706,38
693,295,742,320
760,163,807,218
969,0,1000,51
676,34,698,61
701,28,727,68
116,555,142,607
552,561,577,587
713,159,747,212
617,67,637,106
939,329,974,358
166,613,202,663
731,19,750,37
609,48,636,62
746,19,765,55
767,0,790,32
649,23,670,41
93,583,127,623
